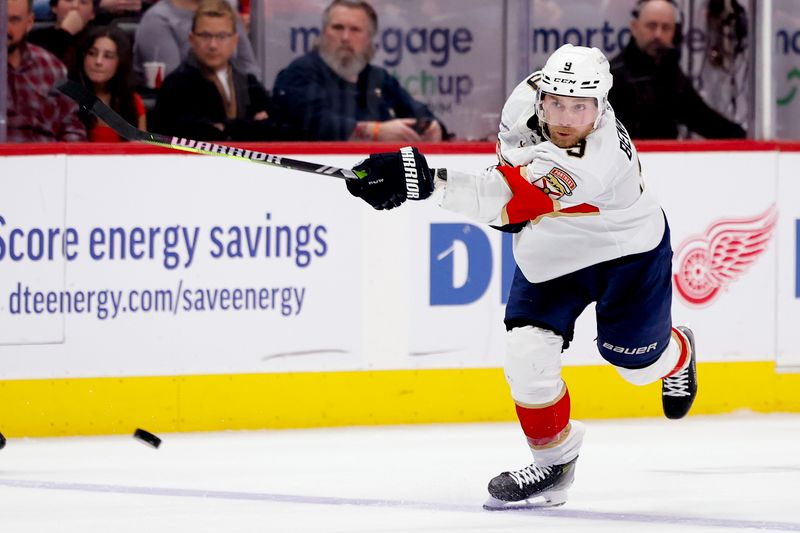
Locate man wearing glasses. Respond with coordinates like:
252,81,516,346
133,0,258,84
151,0,296,140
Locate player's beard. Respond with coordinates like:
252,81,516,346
318,43,370,83
547,124,592,149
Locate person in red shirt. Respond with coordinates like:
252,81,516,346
6,0,87,142
71,25,146,141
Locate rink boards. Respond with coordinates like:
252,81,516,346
1,141,799,436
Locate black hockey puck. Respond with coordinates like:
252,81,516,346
133,428,161,449
0,431,6,450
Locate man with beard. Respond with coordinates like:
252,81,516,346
6,0,86,141
272,0,445,141
608,0,745,139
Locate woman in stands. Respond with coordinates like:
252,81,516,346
72,25,146,141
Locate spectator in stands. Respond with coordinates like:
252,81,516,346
151,0,296,141
132,0,258,86
272,0,446,142
71,25,146,141
6,0,87,142
93,0,144,25
28,0,98,66
608,0,746,139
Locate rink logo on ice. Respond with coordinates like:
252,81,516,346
672,206,777,307
429,224,515,305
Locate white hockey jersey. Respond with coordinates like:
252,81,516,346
439,78,665,283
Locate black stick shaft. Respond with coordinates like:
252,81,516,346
56,79,362,181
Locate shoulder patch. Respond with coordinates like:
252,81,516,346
534,167,576,198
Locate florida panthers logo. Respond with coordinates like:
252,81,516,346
673,206,777,307
533,167,576,198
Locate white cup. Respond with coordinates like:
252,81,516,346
143,61,166,89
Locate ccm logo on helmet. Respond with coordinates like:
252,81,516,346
602,342,658,355
400,146,421,199
553,78,577,84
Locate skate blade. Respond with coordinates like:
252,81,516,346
482,490,567,511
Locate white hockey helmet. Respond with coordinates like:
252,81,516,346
535,44,613,130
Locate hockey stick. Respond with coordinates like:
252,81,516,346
56,79,362,180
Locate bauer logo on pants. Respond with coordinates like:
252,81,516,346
673,205,777,307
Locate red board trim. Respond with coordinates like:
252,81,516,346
2,140,800,157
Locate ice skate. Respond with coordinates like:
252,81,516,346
662,326,697,419
483,457,578,511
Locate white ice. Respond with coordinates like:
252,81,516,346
1,413,799,532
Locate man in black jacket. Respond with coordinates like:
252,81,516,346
608,0,745,139
152,0,295,141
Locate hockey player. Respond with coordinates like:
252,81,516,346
346,44,697,509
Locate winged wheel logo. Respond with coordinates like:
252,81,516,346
673,206,777,307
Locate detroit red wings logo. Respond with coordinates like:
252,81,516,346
673,206,777,307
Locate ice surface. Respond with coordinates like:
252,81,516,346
1,414,799,532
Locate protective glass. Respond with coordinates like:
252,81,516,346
535,91,600,128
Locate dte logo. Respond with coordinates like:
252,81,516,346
429,224,516,305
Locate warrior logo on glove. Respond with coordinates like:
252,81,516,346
347,146,434,210
400,146,424,199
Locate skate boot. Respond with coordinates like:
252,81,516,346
662,326,697,419
483,457,578,511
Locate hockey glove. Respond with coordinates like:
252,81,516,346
347,146,434,210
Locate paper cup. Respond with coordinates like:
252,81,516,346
143,61,166,89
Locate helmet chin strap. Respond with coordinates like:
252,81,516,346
538,121,552,142
542,124,554,143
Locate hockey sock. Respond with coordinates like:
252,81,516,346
663,327,691,378
514,383,571,449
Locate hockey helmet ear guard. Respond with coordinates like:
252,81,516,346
535,44,613,131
